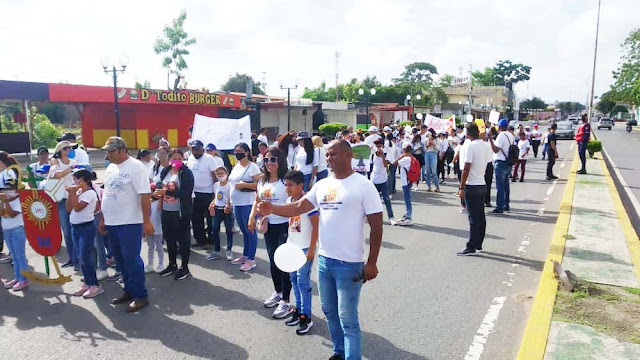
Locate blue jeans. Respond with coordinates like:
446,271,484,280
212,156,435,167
107,224,147,299
402,184,412,219
387,164,397,193
578,141,587,171
93,217,107,271
291,248,313,316
2,226,27,282
318,255,364,360
494,160,512,211
234,205,258,260
72,222,98,286
57,199,78,266
316,169,329,181
303,173,313,192
374,181,394,219
425,152,439,189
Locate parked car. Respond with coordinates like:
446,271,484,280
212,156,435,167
567,115,580,125
597,118,613,130
555,121,575,139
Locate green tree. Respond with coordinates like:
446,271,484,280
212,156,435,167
520,96,547,110
302,81,335,102
556,101,586,115
393,62,438,86
473,61,531,87
437,74,455,87
220,73,265,95
31,108,62,148
612,105,629,114
472,68,499,86
361,76,382,89
596,91,616,115
135,80,151,89
154,10,197,90
610,28,640,106
38,103,66,124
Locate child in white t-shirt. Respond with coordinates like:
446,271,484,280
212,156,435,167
513,132,530,182
1,184,29,292
283,170,318,335
207,167,234,261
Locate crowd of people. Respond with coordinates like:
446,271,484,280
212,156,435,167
0,116,591,360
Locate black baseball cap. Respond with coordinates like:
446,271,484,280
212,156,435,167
190,140,204,148
37,146,49,154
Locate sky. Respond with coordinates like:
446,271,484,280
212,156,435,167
1,0,637,105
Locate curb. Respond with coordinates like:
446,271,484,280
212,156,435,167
516,150,579,360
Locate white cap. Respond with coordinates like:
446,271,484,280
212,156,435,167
383,126,391,132
368,126,378,132
402,142,412,149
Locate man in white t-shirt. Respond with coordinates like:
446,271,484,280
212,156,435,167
187,140,221,249
458,122,492,256
394,142,415,225
257,128,269,146
512,131,530,182
370,139,395,224
99,136,153,313
257,140,383,360
489,119,515,214
364,126,382,149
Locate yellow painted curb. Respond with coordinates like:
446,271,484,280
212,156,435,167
598,149,640,285
516,150,579,360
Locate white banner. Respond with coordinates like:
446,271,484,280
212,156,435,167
423,114,455,133
192,114,252,150
489,110,500,125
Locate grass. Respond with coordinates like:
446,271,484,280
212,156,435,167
625,287,640,296
563,234,577,240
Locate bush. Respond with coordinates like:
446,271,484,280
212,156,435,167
32,113,62,148
398,121,414,127
587,140,602,158
319,122,349,136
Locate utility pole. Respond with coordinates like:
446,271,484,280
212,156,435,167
468,64,473,119
588,0,601,123
261,71,267,95
335,51,341,102
281,84,298,130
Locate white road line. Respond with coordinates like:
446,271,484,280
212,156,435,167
465,296,508,360
601,147,640,220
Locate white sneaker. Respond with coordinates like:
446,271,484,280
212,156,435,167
96,270,108,281
460,207,467,214
225,251,233,261
263,292,282,308
144,265,154,274
397,218,413,226
272,301,294,319
389,218,397,226
155,264,164,273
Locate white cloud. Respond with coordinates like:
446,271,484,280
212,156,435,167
0,0,637,104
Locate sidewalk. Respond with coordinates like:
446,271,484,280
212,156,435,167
517,151,640,359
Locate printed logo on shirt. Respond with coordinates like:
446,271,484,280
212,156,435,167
163,181,178,204
262,188,273,199
217,193,223,200
289,215,301,233
319,188,343,210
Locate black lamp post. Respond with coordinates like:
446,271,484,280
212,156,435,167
101,56,128,137
281,84,298,131
358,88,376,127
406,93,421,120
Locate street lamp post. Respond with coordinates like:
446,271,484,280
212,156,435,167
281,84,298,131
358,88,376,127
101,56,128,137
406,93,421,120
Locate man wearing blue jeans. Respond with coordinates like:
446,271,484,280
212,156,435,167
489,119,515,214
258,140,383,360
394,142,415,226
99,137,154,313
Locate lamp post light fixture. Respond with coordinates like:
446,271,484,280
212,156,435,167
407,93,421,120
359,88,376,127
101,56,128,137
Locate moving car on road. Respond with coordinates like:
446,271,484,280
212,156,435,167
597,118,613,130
568,115,580,125
555,121,575,140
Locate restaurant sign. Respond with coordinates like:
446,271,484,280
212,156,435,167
135,89,237,107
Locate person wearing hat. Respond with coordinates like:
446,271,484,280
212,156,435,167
50,140,80,269
370,139,396,225
294,132,318,192
99,136,153,312
58,133,89,165
488,119,516,214
30,146,50,189
364,126,382,150
530,124,542,158
392,141,415,225
187,139,223,249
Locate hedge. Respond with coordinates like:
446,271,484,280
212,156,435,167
319,122,349,136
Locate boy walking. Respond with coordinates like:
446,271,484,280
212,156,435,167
512,132,530,182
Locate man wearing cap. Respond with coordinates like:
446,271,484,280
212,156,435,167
30,146,50,189
99,136,153,313
187,140,223,249
58,133,90,165
488,119,516,214
530,124,542,158
364,126,381,149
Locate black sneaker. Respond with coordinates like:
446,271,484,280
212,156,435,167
485,203,493,208
551,175,559,180
491,209,503,214
457,248,477,256
61,260,74,268
296,315,313,335
577,170,587,174
519,178,524,182
174,267,190,280
504,207,511,212
329,355,345,360
285,309,300,326
159,265,177,277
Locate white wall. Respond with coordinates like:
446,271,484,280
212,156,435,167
260,108,357,134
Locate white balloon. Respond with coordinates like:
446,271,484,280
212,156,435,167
274,242,306,272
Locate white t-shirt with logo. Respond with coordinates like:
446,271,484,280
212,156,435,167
101,157,151,226
49,158,78,199
229,162,261,206
214,182,231,208
257,178,288,224
2,198,23,230
303,173,383,263
370,152,390,185
518,139,530,159
398,156,412,186
188,153,220,193
294,148,319,175
286,196,318,249
70,189,98,224
493,131,515,162
462,139,491,186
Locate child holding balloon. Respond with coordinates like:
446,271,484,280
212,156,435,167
283,170,318,335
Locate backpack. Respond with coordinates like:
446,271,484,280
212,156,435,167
501,133,519,166
406,156,421,184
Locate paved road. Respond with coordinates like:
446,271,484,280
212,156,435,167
593,125,640,233
0,141,576,359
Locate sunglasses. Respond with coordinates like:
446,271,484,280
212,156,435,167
264,157,279,163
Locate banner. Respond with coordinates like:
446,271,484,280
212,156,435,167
192,114,252,150
489,110,500,125
423,114,455,133
19,189,62,257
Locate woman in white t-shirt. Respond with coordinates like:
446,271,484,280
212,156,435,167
66,168,102,299
385,133,400,194
249,147,294,317
228,142,261,270
49,140,79,269
312,136,328,181
393,142,415,225
146,148,169,274
293,132,318,192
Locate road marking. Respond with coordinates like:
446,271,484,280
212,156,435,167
465,296,508,360
601,147,640,224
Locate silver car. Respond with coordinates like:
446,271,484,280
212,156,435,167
555,122,574,139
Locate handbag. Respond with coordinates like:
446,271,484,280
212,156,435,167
256,215,268,234
237,165,256,192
